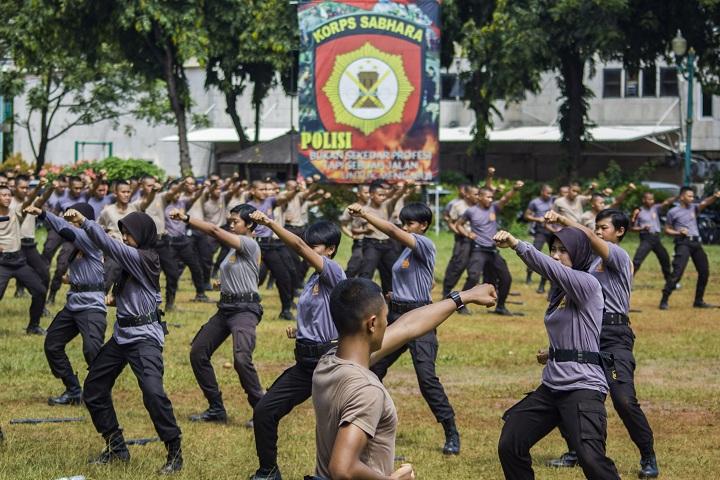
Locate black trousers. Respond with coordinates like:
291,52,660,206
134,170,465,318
191,231,218,286
345,239,364,278
462,245,511,308
190,306,264,408
370,310,455,423
285,225,309,290
442,235,471,295
21,241,50,289
359,239,398,294
498,384,620,480
49,242,76,295
0,260,47,328
633,233,671,281
41,228,64,263
258,242,295,311
166,236,206,298
253,355,319,470
83,337,181,442
44,307,106,386
662,239,709,302
529,231,554,287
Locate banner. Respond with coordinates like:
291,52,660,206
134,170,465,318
297,0,441,183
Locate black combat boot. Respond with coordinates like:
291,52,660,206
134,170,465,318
48,374,83,405
639,455,659,478
189,398,227,423
547,450,578,468
166,293,176,312
250,466,282,480
441,417,460,455
90,429,130,464
659,293,669,310
158,437,183,474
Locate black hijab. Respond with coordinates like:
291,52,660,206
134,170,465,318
116,212,160,293
547,227,595,312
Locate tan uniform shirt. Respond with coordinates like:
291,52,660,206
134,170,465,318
312,354,397,478
283,195,305,227
553,195,590,223
203,195,226,226
0,203,23,252
10,198,35,240
98,202,142,240
363,202,391,240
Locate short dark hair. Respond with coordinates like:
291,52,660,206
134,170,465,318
68,176,83,185
0,185,11,193
115,180,130,189
330,278,385,336
591,192,605,201
595,208,629,242
680,186,694,195
399,202,432,232
15,174,30,184
369,179,386,193
304,221,341,257
230,203,257,231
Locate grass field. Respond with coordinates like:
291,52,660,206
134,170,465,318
0,230,719,480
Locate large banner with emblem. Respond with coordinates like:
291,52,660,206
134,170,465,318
297,0,441,183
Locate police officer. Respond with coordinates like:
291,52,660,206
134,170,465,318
456,182,524,315
660,187,720,309
523,184,556,293
545,209,659,478
442,185,472,299
350,201,462,456
25,203,107,406
630,191,675,282
339,184,370,278
174,204,265,423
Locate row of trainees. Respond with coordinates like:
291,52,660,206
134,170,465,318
0,172,337,335
7,187,671,479
442,170,720,310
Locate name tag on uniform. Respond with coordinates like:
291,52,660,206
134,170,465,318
489,213,496,221
312,283,320,296
401,259,410,269
228,254,237,264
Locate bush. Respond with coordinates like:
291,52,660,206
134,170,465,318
1,153,34,173
43,157,165,182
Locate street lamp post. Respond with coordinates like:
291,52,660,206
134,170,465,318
672,30,695,186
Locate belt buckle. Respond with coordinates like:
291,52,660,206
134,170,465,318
576,351,584,363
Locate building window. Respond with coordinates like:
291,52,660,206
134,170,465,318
659,67,679,96
625,69,639,97
642,66,656,97
603,69,622,98
702,89,713,118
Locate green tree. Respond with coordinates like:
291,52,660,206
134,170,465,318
0,0,162,173
203,0,297,149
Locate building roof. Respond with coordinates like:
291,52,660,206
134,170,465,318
162,125,679,145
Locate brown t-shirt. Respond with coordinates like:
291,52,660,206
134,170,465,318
312,354,397,479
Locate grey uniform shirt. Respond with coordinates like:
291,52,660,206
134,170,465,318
45,212,106,313
635,205,662,234
665,203,700,237
164,199,190,237
391,234,435,303
527,197,554,232
463,203,501,248
515,241,608,394
82,220,163,346
248,198,277,238
219,236,260,295
296,257,346,344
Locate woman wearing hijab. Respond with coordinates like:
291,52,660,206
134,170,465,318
493,228,620,480
168,204,265,424
63,208,183,475
24,202,107,406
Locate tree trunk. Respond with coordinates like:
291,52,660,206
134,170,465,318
161,40,193,176
225,91,250,149
254,99,261,143
34,73,53,174
558,50,586,180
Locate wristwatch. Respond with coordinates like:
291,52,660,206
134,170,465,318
447,291,465,311
183,214,191,223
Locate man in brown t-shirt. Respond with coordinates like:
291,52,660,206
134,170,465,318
312,278,497,479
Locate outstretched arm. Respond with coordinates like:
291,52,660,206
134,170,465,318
170,209,243,251
249,209,325,272
544,210,610,262
370,283,496,364
698,191,720,212
497,181,524,209
347,202,415,249
609,183,636,208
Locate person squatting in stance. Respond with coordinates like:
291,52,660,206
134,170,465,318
64,209,183,474
523,184,557,294
248,210,345,480
455,182,524,316
309,279,497,480
543,209,659,478
348,201,461,455
659,186,720,310
630,191,675,283
25,202,107,406
0,184,48,334
494,228,621,480
171,204,265,423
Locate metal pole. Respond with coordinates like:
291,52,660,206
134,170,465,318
434,186,440,235
684,49,695,186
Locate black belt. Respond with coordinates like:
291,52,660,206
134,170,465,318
678,235,701,243
472,243,497,253
0,251,22,259
70,283,105,293
255,237,277,245
117,310,161,329
219,292,261,304
364,238,390,244
167,235,189,245
20,238,37,247
602,312,629,326
352,238,364,246
389,300,430,315
294,339,338,359
548,347,602,366
639,232,660,238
